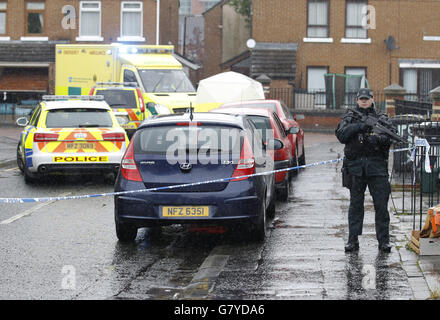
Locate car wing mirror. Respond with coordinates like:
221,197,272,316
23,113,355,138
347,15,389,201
266,139,284,150
16,117,29,127
287,126,300,135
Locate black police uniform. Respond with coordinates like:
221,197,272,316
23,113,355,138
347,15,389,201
335,93,396,253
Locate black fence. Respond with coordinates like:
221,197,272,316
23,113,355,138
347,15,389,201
390,100,440,230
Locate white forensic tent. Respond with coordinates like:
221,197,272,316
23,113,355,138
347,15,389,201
195,72,265,110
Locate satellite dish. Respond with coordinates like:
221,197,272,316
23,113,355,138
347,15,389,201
246,38,256,49
384,35,398,51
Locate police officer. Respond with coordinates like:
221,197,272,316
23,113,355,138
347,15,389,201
335,88,396,253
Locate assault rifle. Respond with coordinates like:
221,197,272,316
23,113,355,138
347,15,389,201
348,108,405,143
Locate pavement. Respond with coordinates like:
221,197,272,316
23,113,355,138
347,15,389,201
0,122,22,168
0,121,439,300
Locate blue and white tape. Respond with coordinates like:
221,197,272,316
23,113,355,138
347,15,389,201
0,145,419,204
0,158,342,204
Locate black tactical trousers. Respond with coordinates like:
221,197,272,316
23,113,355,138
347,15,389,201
348,174,391,245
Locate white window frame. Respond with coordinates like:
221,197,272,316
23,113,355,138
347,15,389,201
345,0,368,39
0,2,6,35
307,0,329,38
423,36,440,42
76,1,103,42
118,1,145,42
25,2,45,35
307,66,328,107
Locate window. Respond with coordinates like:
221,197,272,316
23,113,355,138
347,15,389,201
346,0,367,39
281,101,294,120
307,0,329,38
95,89,137,109
345,67,367,90
121,2,143,39
123,69,138,85
0,2,6,34
179,0,191,15
45,109,113,128
203,0,221,11
138,69,196,93
273,112,287,137
26,2,45,34
30,106,41,127
400,68,440,101
79,1,101,39
307,67,328,106
345,67,367,106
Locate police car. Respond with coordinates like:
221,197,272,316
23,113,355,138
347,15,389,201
16,95,130,183
89,82,157,138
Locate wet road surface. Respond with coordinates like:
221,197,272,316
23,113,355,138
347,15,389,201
0,132,416,299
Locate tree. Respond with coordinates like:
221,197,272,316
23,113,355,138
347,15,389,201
229,0,251,24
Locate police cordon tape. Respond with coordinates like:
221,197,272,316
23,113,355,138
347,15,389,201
0,142,426,204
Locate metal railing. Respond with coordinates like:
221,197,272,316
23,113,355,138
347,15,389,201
391,113,440,230
291,89,388,111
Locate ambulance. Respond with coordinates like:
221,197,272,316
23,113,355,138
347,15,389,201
55,44,196,114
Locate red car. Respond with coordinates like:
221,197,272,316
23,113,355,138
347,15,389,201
210,107,293,201
219,100,305,169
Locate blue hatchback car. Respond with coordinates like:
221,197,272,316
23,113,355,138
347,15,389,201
114,112,280,242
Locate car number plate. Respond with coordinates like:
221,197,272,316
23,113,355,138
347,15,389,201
66,143,95,150
161,206,209,218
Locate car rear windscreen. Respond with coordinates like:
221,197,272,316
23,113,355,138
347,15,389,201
135,125,243,155
225,103,277,112
95,89,137,109
45,108,113,128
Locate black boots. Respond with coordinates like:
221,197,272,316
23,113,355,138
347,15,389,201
345,235,392,253
378,243,392,253
344,235,359,252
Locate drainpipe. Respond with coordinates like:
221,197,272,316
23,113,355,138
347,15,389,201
156,0,160,45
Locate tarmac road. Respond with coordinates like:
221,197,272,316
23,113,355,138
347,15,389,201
0,124,438,300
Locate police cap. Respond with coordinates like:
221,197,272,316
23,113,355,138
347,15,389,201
357,88,373,99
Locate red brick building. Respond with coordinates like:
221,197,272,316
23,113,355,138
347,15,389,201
0,0,178,102
250,0,440,109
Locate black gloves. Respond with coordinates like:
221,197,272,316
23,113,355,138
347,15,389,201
357,123,371,133
365,134,381,145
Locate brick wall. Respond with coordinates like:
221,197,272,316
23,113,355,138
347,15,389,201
0,68,48,91
252,0,440,94
202,2,223,78
295,110,345,132
2,0,178,46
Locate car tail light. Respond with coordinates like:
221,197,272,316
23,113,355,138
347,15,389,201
136,88,145,113
102,132,126,141
231,137,255,182
89,88,95,95
34,133,59,142
121,141,142,182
